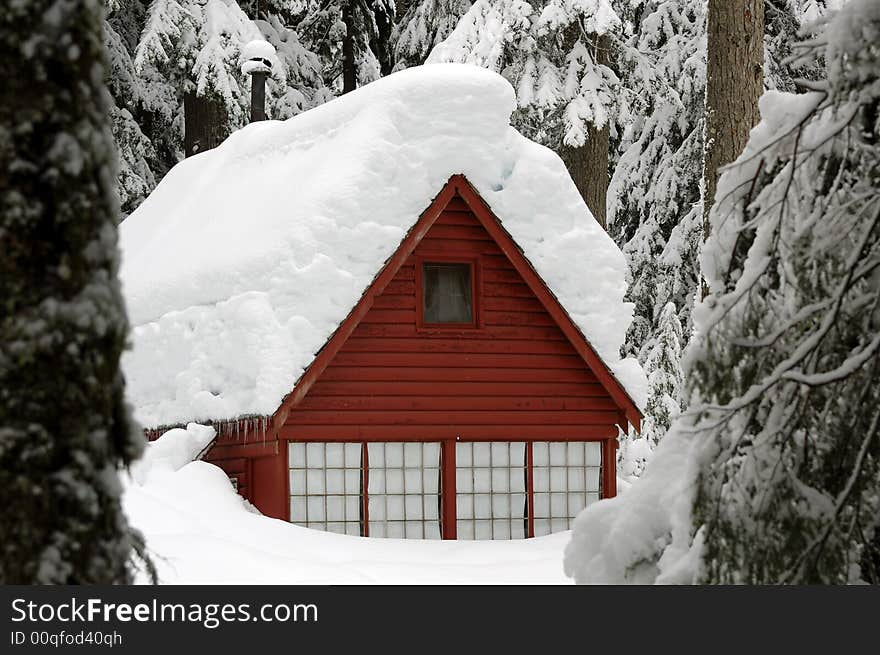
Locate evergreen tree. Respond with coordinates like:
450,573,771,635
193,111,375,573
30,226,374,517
610,0,841,476
691,0,880,582
134,0,332,159
99,0,334,210
566,1,879,585
601,1,704,475
135,0,264,155
392,0,472,70
295,0,396,93
619,300,685,477
137,0,261,118
429,0,623,224
255,15,334,119
105,4,157,217
642,302,683,445
0,0,151,582
108,101,157,217
610,1,836,350
609,0,705,359
764,0,837,92
108,0,149,50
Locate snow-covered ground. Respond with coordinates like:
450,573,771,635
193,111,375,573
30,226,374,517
123,426,571,584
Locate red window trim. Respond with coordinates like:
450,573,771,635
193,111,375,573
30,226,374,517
415,254,481,331
526,442,535,539
361,444,370,537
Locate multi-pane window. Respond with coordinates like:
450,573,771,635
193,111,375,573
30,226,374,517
288,442,443,539
367,442,442,539
532,442,601,536
422,262,473,324
289,442,363,536
455,442,527,540
289,440,604,539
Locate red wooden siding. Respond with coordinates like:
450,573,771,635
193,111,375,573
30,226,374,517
283,194,623,442
201,434,287,519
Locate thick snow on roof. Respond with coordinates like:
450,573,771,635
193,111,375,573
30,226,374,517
120,63,645,428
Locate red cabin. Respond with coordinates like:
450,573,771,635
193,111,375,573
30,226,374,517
142,175,641,539
122,65,643,541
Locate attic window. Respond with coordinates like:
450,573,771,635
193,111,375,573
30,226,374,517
422,262,474,325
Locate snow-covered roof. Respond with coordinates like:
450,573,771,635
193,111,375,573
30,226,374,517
119,63,645,429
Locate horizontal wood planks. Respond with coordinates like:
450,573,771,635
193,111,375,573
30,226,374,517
319,366,595,383
341,337,574,354
285,194,623,440
292,410,620,425
281,425,617,441
297,395,618,411
329,352,585,369
307,381,608,397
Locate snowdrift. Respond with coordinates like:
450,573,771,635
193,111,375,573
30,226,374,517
123,426,571,584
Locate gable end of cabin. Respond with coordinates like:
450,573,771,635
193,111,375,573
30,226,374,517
243,175,641,540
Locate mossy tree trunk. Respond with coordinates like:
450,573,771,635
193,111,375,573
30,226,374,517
0,0,151,583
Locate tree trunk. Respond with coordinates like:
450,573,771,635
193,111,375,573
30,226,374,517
342,1,357,94
0,0,150,582
560,32,611,230
372,0,395,76
702,0,764,243
184,91,229,157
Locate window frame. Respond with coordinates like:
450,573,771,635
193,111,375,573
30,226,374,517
415,255,481,330
286,437,610,539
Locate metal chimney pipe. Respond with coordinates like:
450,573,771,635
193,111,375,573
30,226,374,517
250,70,268,122
241,40,275,123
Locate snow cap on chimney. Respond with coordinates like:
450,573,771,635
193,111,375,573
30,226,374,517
241,39,277,76
242,40,276,123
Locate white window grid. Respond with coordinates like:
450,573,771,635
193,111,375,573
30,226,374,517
288,439,604,540
367,442,442,539
531,441,602,537
289,442,364,536
455,442,528,540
